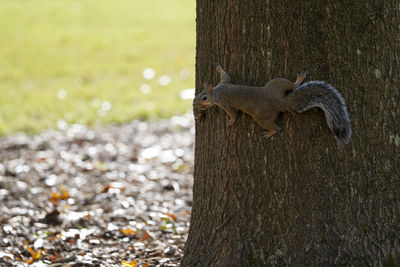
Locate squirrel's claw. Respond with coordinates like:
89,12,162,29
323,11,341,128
294,71,309,87
260,131,271,138
260,129,278,138
297,70,309,78
227,118,236,126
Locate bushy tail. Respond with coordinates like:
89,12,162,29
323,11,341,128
286,81,352,145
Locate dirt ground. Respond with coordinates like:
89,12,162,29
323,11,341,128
0,113,194,267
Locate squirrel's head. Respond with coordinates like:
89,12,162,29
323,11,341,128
193,83,216,118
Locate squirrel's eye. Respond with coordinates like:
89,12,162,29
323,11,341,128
202,95,208,101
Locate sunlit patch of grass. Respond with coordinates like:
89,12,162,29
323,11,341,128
0,0,195,135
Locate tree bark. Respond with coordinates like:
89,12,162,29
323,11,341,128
182,1,400,266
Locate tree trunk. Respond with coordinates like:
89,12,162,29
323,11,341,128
182,1,400,266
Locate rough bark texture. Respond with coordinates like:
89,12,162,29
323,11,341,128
182,1,400,266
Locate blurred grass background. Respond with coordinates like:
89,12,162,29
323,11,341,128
0,0,195,135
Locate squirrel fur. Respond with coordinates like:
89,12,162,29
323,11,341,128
193,65,352,145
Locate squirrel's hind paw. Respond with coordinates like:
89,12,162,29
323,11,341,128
294,71,309,87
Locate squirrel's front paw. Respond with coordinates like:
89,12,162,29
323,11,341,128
261,129,278,138
228,118,236,126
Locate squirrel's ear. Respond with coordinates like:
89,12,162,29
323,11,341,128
202,82,214,94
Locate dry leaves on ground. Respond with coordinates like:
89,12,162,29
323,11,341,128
0,113,194,266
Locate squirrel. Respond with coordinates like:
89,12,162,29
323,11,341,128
193,65,352,145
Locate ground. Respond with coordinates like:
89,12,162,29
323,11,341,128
0,113,194,266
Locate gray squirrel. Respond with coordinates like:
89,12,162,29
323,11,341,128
193,65,352,145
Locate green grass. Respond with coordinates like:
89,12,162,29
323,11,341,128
0,0,195,135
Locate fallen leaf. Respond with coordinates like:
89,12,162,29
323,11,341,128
23,241,42,264
60,185,70,199
67,238,77,244
167,212,176,222
102,183,126,193
121,260,138,267
140,230,152,241
121,228,137,236
101,183,112,193
48,251,59,261
49,185,70,205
